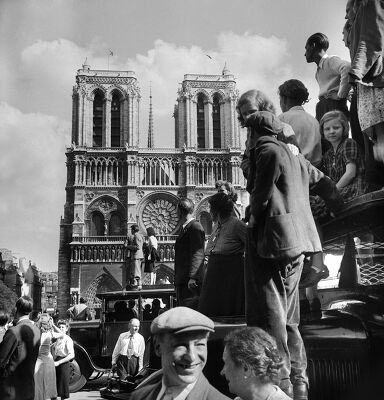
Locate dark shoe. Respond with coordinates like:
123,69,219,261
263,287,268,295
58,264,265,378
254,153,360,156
299,265,329,288
293,382,308,400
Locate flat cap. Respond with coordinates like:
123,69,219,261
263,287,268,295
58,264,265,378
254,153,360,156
151,307,215,335
244,111,283,136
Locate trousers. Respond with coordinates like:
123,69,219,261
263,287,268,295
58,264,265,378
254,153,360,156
245,229,308,388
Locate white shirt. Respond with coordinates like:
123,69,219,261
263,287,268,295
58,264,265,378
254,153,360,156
279,106,322,166
316,54,351,99
182,217,194,230
156,378,197,400
53,334,74,358
148,235,158,260
112,331,145,370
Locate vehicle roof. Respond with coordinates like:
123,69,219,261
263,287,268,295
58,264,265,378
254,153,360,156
96,286,175,300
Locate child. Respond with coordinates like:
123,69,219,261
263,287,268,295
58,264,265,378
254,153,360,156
303,110,367,289
320,110,367,201
52,320,75,400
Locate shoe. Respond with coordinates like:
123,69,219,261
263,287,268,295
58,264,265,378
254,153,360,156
293,382,308,400
299,265,329,288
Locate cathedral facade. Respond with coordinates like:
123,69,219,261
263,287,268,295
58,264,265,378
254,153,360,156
57,63,248,315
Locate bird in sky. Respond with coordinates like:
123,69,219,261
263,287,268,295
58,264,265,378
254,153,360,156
206,54,213,59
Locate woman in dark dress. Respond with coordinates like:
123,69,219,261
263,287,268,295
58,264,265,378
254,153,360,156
198,192,247,318
143,227,159,285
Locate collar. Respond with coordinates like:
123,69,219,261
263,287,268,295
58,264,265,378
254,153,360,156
157,378,197,400
318,53,329,69
182,217,194,230
17,316,32,325
288,105,305,112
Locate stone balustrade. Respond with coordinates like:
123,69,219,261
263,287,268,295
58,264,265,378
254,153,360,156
70,235,177,263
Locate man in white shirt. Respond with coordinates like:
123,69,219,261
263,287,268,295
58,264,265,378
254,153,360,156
112,318,145,379
305,32,351,125
278,79,322,167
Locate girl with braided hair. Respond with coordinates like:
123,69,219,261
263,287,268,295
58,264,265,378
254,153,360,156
221,327,290,400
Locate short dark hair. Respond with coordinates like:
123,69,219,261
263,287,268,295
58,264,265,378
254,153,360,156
16,296,33,315
209,193,234,219
57,319,69,328
215,180,238,202
224,327,283,385
79,297,86,304
236,90,276,127
306,32,329,51
131,224,139,233
146,227,156,237
177,198,194,216
128,299,136,308
278,79,309,105
0,310,10,326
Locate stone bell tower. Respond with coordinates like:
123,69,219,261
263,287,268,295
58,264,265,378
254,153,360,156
57,62,141,316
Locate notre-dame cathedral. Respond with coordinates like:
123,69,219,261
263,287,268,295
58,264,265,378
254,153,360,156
57,61,248,315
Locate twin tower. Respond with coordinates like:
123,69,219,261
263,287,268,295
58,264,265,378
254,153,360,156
57,62,248,314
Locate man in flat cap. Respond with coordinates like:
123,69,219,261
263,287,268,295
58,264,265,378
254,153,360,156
130,307,230,400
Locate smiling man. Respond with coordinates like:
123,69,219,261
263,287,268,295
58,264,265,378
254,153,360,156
130,307,230,400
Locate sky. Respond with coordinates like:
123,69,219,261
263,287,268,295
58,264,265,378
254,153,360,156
0,0,350,271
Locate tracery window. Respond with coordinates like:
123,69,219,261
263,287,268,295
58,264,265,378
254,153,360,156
111,92,121,148
212,94,221,148
197,94,206,149
93,91,104,147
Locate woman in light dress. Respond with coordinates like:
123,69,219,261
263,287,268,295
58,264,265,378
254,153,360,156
34,313,64,400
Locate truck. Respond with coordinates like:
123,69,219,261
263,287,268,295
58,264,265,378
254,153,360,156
69,190,384,400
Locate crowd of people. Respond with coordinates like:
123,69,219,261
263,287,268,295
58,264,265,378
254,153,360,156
0,296,74,400
1,2,383,399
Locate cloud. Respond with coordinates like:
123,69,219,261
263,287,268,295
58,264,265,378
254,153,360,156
0,102,70,270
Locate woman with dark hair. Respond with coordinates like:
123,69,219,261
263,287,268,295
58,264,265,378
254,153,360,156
278,79,322,165
198,192,247,317
221,327,290,400
143,227,159,285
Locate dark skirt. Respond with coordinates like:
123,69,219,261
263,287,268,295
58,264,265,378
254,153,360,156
144,258,155,273
198,254,245,317
56,359,70,399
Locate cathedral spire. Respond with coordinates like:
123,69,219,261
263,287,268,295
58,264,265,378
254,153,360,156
222,62,230,76
147,82,154,148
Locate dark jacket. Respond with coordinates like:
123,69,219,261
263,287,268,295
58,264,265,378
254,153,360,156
174,220,205,285
248,134,322,259
130,370,230,400
0,318,41,400
349,0,384,87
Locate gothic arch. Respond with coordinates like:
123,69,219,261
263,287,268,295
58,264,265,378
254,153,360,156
85,195,126,236
193,90,210,102
88,85,107,98
195,196,211,220
107,86,126,100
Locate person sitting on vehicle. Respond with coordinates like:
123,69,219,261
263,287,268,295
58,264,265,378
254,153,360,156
150,298,162,319
130,307,230,400
113,300,134,322
66,297,92,321
143,304,152,320
127,299,138,319
221,327,290,400
111,318,145,380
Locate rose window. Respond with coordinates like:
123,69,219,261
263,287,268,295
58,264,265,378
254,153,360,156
142,199,178,234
